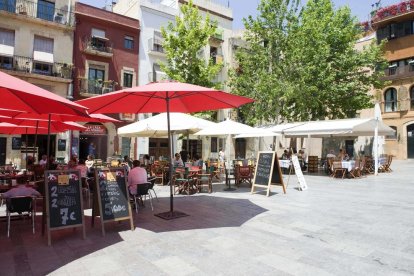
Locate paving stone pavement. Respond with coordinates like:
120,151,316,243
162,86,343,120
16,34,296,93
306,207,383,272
0,160,413,275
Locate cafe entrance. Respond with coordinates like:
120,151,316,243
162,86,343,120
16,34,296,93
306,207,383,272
79,123,108,160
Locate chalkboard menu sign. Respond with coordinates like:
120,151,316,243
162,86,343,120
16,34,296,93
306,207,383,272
12,137,21,150
92,168,133,235
45,170,85,246
251,151,286,196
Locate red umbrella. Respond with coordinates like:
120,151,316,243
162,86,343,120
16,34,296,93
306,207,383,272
10,113,120,123
76,81,254,220
0,119,86,133
0,71,88,116
0,122,85,134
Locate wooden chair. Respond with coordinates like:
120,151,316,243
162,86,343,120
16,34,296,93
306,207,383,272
151,164,164,185
307,156,319,173
349,160,361,178
235,165,253,187
209,162,221,182
196,172,212,193
379,155,393,173
33,165,45,181
332,161,346,179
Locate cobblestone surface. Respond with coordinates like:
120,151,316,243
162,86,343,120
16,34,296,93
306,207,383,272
1,160,413,275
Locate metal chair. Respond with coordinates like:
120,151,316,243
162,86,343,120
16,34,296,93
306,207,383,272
130,183,153,214
6,196,35,237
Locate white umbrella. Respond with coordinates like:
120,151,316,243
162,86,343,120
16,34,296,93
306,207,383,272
194,118,276,162
373,103,385,175
118,112,217,138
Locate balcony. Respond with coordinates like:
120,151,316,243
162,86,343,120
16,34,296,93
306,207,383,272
148,71,167,83
0,0,74,27
0,54,73,80
83,36,113,58
372,1,414,26
382,64,414,81
148,38,165,57
78,78,120,97
210,29,224,42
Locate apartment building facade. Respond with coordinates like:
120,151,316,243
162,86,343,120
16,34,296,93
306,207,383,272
371,1,414,159
113,0,237,161
0,0,75,167
73,2,140,161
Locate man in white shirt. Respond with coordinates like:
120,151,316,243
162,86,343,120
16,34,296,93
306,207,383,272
39,155,48,167
127,160,148,195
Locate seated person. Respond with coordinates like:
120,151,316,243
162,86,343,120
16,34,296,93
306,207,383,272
127,160,148,195
337,149,345,160
281,150,289,160
326,150,336,158
39,154,48,167
192,154,203,168
75,159,88,178
1,182,41,199
173,153,184,167
85,155,94,170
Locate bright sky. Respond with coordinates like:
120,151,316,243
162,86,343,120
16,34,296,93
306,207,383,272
80,0,404,29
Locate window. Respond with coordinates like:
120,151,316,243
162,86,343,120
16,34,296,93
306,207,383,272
124,36,134,50
210,46,218,64
411,86,414,111
123,72,133,88
386,126,397,140
32,62,52,75
388,61,398,75
88,68,105,94
91,28,109,52
0,56,12,69
0,0,16,13
211,137,218,153
37,0,55,21
384,88,397,112
0,28,15,60
33,36,54,75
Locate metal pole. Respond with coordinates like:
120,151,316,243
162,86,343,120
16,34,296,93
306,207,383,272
166,95,174,213
46,114,51,170
33,121,39,162
25,127,28,169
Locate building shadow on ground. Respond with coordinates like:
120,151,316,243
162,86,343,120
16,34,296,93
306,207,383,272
135,195,268,233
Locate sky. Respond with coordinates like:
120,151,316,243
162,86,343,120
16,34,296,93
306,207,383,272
80,0,404,29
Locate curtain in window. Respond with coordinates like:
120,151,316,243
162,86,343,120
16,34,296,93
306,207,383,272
0,28,14,46
34,36,54,53
384,88,397,112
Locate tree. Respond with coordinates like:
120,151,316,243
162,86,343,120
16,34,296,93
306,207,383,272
228,0,300,125
228,0,387,124
160,0,223,89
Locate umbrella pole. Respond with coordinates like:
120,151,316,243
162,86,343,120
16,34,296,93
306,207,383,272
155,94,188,220
186,130,190,157
25,128,29,170
33,121,39,163
46,114,51,170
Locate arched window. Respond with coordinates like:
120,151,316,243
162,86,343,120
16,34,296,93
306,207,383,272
410,86,414,111
384,88,397,112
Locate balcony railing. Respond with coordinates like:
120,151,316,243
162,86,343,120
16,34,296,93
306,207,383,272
148,38,164,54
83,36,113,55
78,78,120,95
383,64,414,80
0,54,73,79
0,0,74,26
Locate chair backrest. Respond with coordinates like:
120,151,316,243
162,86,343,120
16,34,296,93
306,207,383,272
238,166,252,177
33,165,44,179
6,196,33,213
332,161,343,169
136,183,150,196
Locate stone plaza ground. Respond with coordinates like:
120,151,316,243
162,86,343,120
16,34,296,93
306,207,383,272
0,160,413,275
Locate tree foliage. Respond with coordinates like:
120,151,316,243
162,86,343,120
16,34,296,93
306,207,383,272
160,0,222,89
228,0,387,124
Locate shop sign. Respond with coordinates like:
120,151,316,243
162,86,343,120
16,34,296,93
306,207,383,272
120,113,136,121
81,124,107,135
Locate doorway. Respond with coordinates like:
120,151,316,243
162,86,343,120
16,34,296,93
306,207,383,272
21,134,56,161
345,140,354,158
0,138,6,165
182,139,202,160
407,124,414,158
235,138,246,159
79,135,108,160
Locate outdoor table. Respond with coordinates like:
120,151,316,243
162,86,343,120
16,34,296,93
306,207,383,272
279,159,291,169
341,160,356,171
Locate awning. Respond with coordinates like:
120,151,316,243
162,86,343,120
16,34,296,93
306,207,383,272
33,51,54,63
283,118,395,137
0,44,14,56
